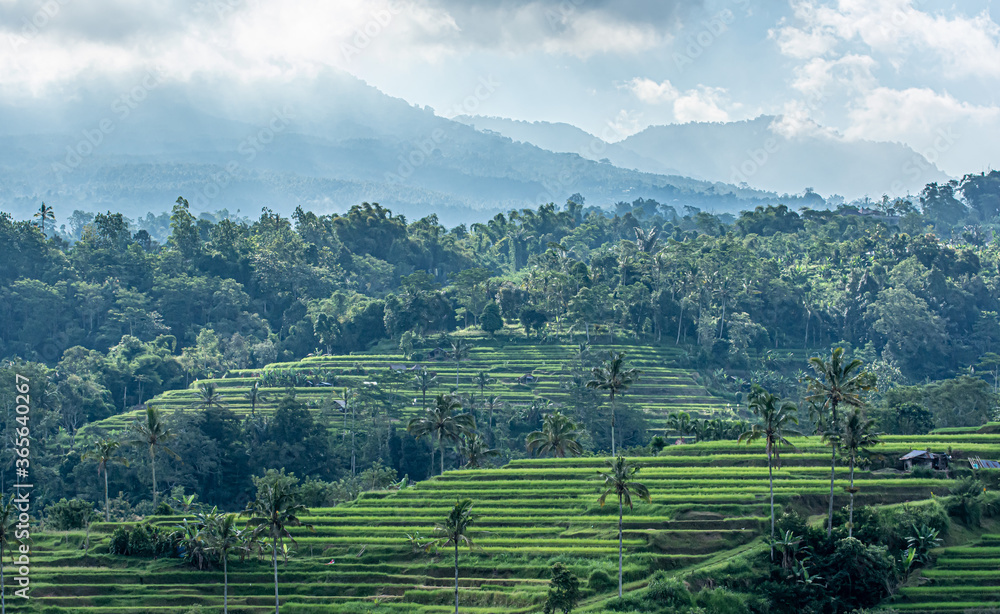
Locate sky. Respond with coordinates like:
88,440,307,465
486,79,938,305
1,0,998,177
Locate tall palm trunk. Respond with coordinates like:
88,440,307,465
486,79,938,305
768,443,775,561
610,394,617,458
273,542,280,614
223,555,229,614
618,497,624,598
827,401,838,537
454,540,459,614
848,456,856,538
150,447,158,509
104,470,110,522
439,436,445,476
2,551,6,614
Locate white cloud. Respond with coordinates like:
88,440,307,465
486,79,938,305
673,86,731,122
627,77,679,104
845,87,1000,143
791,53,877,96
627,78,737,123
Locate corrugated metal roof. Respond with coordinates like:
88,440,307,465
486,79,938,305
900,450,933,460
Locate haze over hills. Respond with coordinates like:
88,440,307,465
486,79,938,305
454,114,951,201
0,70,817,227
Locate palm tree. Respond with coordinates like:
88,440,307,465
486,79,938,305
483,394,503,445
587,351,642,456
430,499,478,614
526,412,584,458
597,456,651,597
82,436,129,521
33,202,54,234
126,406,181,509
803,347,872,536
458,433,499,468
244,381,268,416
412,369,438,411
205,510,245,614
407,394,476,476
738,385,800,559
198,383,226,410
841,408,882,538
665,411,692,441
473,371,494,398
0,495,20,614
450,339,472,388
243,481,312,614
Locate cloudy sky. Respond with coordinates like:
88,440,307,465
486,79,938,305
1,0,997,176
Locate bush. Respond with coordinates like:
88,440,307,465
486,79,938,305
46,498,96,530
544,563,581,614
604,596,644,612
644,573,693,609
108,523,174,557
589,569,616,593
694,587,754,614
108,526,130,555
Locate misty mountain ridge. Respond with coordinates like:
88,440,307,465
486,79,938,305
454,114,949,201
2,69,841,226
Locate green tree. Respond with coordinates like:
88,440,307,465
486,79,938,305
738,385,800,559
407,394,475,476
804,347,872,537
430,499,478,614
197,383,226,410
243,479,312,614
526,412,584,458
665,411,692,440
126,406,181,509
33,202,55,234
597,456,651,597
243,381,268,416
841,408,882,537
412,369,438,412
82,436,129,522
587,351,642,456
480,302,503,337
544,562,581,614
458,433,499,468
449,338,472,388
205,510,245,614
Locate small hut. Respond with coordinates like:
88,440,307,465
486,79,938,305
899,450,949,471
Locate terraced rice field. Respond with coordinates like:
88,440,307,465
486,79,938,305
84,341,735,434
893,534,1000,612
16,435,983,613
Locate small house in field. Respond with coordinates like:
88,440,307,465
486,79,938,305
426,348,449,361
900,450,949,471
517,373,539,385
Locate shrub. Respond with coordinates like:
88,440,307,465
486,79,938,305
108,526,130,555
694,587,760,614
46,498,96,530
109,523,174,557
589,569,616,593
644,573,693,609
544,563,582,614
604,595,644,612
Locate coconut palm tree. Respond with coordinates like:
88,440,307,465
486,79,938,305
243,480,312,614
0,495,20,614
841,407,882,537
33,202,54,234
407,394,475,476
458,433,499,468
587,351,642,456
198,383,226,410
803,347,872,536
526,412,584,458
82,436,129,521
738,385,800,559
449,339,472,388
665,411,692,440
473,371,494,398
597,456,651,597
205,510,245,614
430,499,478,614
412,369,438,411
126,405,181,509
483,394,503,445
244,381,268,416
